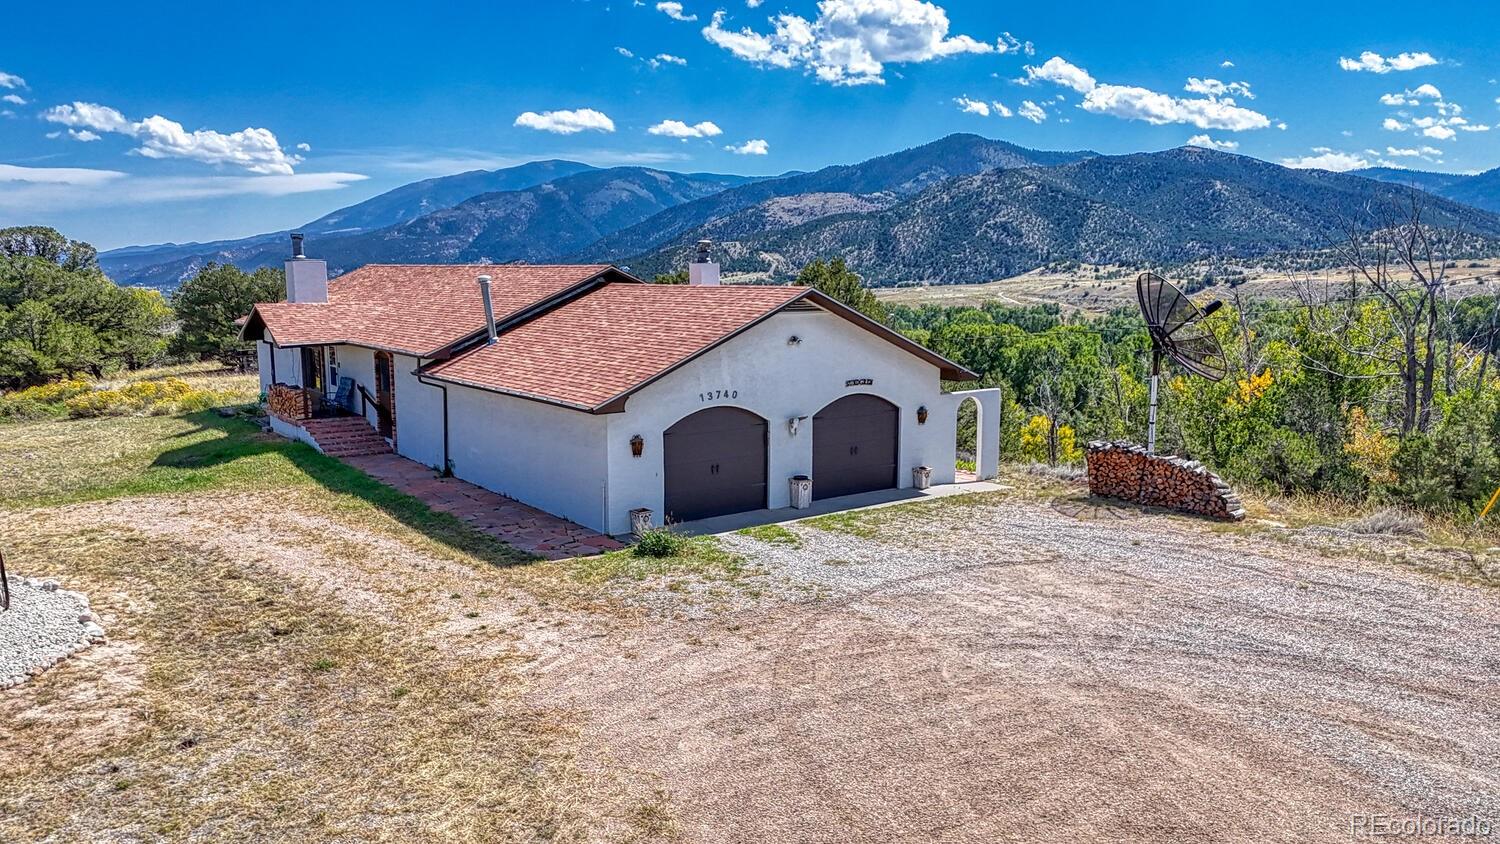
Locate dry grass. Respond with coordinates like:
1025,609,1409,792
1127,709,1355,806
0,408,707,840
0,519,589,842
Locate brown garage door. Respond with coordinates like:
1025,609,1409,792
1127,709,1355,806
663,407,768,523
813,394,898,500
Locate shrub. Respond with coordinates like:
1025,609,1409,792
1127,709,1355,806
62,377,238,419
633,526,687,558
1344,507,1427,538
0,395,55,422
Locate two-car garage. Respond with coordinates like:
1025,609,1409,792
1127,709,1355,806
661,394,900,523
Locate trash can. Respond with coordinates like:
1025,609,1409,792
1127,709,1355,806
912,466,932,490
789,475,813,509
629,508,654,538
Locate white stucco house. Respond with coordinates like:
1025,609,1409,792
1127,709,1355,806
241,236,1000,536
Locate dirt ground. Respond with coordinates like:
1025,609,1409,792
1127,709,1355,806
10,485,1497,842
529,498,1500,843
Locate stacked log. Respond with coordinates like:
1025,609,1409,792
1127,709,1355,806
1085,441,1245,521
266,384,312,422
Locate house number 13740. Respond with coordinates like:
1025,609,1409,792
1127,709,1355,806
700,389,738,401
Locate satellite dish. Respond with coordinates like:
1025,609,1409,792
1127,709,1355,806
1135,272,1228,454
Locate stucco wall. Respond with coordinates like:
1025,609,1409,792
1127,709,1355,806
601,309,968,535
394,354,446,471
444,383,609,530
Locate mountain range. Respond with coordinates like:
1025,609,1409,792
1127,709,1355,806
1354,166,1500,214
100,135,1500,290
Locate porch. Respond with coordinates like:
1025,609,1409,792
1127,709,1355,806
266,383,394,458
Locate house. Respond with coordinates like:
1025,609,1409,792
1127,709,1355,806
240,236,1000,536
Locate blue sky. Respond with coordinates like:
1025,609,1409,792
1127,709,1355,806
2,0,1497,250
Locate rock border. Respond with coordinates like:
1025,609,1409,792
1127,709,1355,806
0,576,107,690
1085,441,1246,521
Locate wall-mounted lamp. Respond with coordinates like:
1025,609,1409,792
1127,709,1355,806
629,434,644,457
787,335,802,346
916,405,929,425
788,415,808,436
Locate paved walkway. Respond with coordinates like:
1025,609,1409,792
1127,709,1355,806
342,453,624,559
674,480,1011,536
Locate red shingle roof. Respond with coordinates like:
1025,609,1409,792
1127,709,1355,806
426,284,808,409
243,264,620,356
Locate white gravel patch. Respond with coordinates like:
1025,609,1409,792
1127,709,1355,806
0,575,106,689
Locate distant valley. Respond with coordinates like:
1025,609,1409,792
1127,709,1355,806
101,134,1500,290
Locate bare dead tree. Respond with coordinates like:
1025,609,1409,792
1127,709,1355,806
1292,190,1452,436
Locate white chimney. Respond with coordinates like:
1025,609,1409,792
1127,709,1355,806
688,239,720,286
285,233,328,303
477,275,498,344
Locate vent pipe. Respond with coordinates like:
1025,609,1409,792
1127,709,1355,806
477,275,498,344
290,232,305,259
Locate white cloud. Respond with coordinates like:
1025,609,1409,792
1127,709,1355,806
702,0,997,87
1338,50,1438,73
1281,148,1369,171
68,129,102,142
1184,77,1254,100
1023,56,1271,131
42,101,304,175
1220,60,1235,68
996,31,1033,56
296,142,311,152
513,108,616,134
43,102,130,133
1383,117,1408,131
0,163,126,186
0,71,24,89
652,53,688,66
953,96,989,116
2,93,26,106
1025,56,1094,92
1018,100,1046,123
747,0,764,6
1187,134,1238,151
0,169,368,214
648,119,723,138
725,138,770,155
992,101,1013,117
1422,125,1456,140
616,46,636,58
657,1,698,21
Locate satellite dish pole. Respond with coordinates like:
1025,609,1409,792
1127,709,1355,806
1136,273,1228,456
1147,346,1163,455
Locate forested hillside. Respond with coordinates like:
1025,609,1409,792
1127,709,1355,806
624,147,1500,283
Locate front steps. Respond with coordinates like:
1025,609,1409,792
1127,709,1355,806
300,417,393,458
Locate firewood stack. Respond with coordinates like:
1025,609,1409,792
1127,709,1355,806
266,384,312,422
1085,441,1246,521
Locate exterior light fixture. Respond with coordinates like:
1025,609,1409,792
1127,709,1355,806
917,406,929,425
630,434,644,457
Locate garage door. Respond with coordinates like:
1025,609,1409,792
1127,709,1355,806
663,407,768,523
813,394,898,500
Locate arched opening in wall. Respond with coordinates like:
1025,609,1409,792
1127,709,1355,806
955,396,981,483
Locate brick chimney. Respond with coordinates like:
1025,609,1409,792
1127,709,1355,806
285,233,328,303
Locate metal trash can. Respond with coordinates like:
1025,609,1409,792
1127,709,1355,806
629,508,654,538
789,475,813,509
912,466,933,490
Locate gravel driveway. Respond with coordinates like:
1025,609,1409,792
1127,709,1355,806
537,496,1500,843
